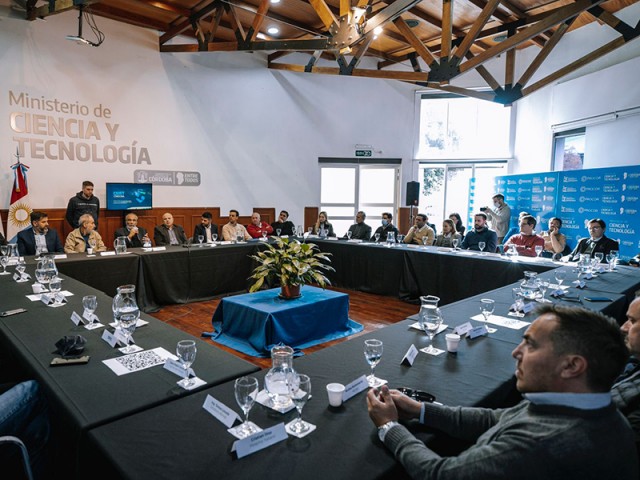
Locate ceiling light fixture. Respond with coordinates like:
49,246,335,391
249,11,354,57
267,27,279,35
270,0,281,3
65,4,105,47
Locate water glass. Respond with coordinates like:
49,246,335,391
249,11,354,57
478,241,486,253
288,374,311,433
197,235,204,246
0,256,11,275
535,245,543,257
374,233,380,243
234,376,259,438
452,238,459,250
480,298,495,321
212,233,218,242
347,231,352,240
176,340,197,388
276,229,282,237
554,270,566,286
82,295,98,324
364,339,383,387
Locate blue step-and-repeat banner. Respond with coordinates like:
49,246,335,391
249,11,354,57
469,165,640,260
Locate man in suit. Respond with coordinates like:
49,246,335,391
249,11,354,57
193,211,219,243
115,213,150,248
568,218,619,262
344,211,371,240
17,211,64,256
153,212,187,246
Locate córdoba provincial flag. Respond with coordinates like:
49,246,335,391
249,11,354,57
7,150,32,242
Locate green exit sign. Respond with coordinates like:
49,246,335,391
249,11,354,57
355,149,372,157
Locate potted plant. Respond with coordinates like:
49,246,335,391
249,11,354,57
249,237,335,298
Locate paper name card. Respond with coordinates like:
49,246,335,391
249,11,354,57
342,375,369,402
100,251,116,256
454,322,474,336
233,423,288,459
101,329,119,347
13,272,30,282
53,254,67,259
572,280,586,289
346,239,363,243
151,246,166,251
82,310,97,323
40,294,54,305
471,314,530,330
202,395,241,428
509,302,535,314
163,358,195,378
468,324,489,339
401,344,419,366
71,311,83,326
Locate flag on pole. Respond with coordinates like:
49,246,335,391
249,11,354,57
7,148,32,242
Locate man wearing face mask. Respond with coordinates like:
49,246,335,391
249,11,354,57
481,193,511,244
17,211,64,256
371,212,399,242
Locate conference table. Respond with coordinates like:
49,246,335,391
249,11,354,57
0,264,259,474
83,318,520,480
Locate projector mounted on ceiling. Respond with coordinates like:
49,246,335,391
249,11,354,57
65,4,104,47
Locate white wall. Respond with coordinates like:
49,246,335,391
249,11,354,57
0,8,416,222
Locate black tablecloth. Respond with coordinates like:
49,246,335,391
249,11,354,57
0,266,259,475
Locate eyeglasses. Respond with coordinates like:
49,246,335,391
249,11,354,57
396,387,436,403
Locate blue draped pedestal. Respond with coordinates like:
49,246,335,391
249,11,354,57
203,286,363,357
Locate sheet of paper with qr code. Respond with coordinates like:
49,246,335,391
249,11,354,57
102,347,177,376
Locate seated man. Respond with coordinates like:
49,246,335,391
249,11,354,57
115,213,150,248
221,210,251,241
404,214,435,246
615,296,640,456
64,214,106,253
153,213,187,247
371,212,399,242
193,211,219,243
502,211,530,245
568,218,619,262
270,210,295,236
246,212,274,239
367,304,638,479
503,215,544,257
0,380,50,478
541,216,568,257
17,211,64,256
460,212,498,252
344,211,371,241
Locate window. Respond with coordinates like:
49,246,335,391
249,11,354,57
552,128,585,171
416,94,512,159
320,162,400,236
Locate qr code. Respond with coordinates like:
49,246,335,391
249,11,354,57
115,350,164,372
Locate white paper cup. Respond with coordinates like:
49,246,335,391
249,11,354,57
86,247,94,255
445,333,461,353
326,383,345,407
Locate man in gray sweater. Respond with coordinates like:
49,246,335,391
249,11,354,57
367,304,638,479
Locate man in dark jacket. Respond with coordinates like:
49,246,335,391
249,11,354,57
66,180,100,229
568,218,619,262
17,211,64,256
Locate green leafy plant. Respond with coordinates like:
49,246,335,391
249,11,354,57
249,238,334,293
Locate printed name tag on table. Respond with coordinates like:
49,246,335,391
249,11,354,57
453,322,473,336
101,329,119,348
163,358,195,378
233,423,288,459
71,311,83,326
401,344,419,366
342,375,370,402
202,394,241,428
471,314,530,330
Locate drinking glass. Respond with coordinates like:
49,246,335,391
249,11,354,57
480,298,495,322
536,279,550,303
396,234,405,244
176,340,197,388
82,295,98,325
197,235,204,246
606,253,615,271
0,245,7,257
554,269,566,287
288,374,311,434
374,233,380,243
49,277,63,303
211,233,218,243
236,232,244,243
35,267,48,287
424,309,443,353
478,241,486,253
594,252,604,264
0,256,10,275
535,245,543,257
88,238,97,251
234,376,259,438
16,258,26,276
119,312,139,353
261,230,268,240
452,238,459,250
512,287,524,312
276,229,282,237
422,236,430,247
364,339,383,387
347,231,352,240
297,225,303,237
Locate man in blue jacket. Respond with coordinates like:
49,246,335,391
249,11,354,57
17,211,64,256
460,212,498,253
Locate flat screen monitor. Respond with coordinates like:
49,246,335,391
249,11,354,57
106,183,153,211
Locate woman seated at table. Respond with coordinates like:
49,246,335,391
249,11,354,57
313,211,335,237
434,219,462,248
540,216,568,258
448,213,465,238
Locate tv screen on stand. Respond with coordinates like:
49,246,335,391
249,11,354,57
106,183,153,211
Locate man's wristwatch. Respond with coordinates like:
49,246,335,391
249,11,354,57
377,421,399,442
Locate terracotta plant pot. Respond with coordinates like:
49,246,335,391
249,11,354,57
280,284,301,299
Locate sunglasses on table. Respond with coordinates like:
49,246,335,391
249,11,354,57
396,387,436,403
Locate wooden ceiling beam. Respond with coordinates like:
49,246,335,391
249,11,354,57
393,17,438,66
140,0,191,19
309,0,339,30
452,0,502,61
460,0,606,74
247,0,270,42
159,0,219,44
225,3,247,42
268,61,431,81
441,0,453,59
90,3,170,31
